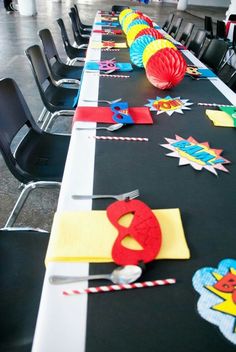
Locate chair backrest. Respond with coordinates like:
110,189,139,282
204,16,214,38
168,17,183,38
70,7,83,35
0,228,48,350
74,4,83,28
216,20,226,40
111,5,129,13
57,18,71,53
0,78,39,182
25,45,54,110
69,11,84,46
38,28,60,64
187,29,207,57
162,13,174,32
228,14,236,21
200,38,229,72
178,22,194,45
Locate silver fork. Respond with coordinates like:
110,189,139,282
72,189,140,201
82,98,121,104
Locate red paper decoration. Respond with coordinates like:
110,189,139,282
145,47,187,90
107,199,162,265
139,15,153,27
135,27,163,40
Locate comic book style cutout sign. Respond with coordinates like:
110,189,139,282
160,135,230,176
107,199,162,265
193,259,236,344
145,96,192,116
99,60,119,71
110,101,134,124
186,65,217,79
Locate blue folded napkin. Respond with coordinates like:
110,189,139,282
95,21,120,27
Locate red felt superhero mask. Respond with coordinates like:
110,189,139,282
107,199,162,265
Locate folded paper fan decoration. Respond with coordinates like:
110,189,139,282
135,27,164,40
142,39,177,68
127,19,150,32
123,13,140,33
119,8,133,24
130,35,156,67
127,24,150,47
139,14,153,27
145,48,187,89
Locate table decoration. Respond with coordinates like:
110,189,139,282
145,96,192,116
119,8,133,25
186,65,217,79
142,39,177,68
63,279,176,295
85,60,133,72
101,16,118,21
123,13,140,33
205,107,236,127
127,24,150,47
95,21,120,27
127,19,150,32
93,29,123,35
108,199,162,265
91,41,127,49
73,106,153,124
134,27,164,40
130,35,156,67
161,135,230,175
91,136,149,142
192,259,236,344
45,207,190,264
145,48,186,89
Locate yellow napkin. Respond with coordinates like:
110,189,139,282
45,208,190,265
206,109,234,127
91,41,127,49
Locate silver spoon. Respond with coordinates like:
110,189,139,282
76,123,123,132
82,98,122,104
49,265,142,285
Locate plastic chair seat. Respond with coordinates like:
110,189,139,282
15,130,70,182
51,60,83,80
0,229,49,352
45,84,78,110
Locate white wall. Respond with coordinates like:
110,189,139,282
188,0,230,7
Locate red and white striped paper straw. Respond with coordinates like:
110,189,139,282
90,136,149,142
198,103,235,108
101,48,120,51
99,74,130,78
63,279,176,296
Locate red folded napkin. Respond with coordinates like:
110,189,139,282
73,106,153,124
93,29,123,34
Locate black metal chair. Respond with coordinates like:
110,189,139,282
74,4,92,32
25,45,78,130
204,16,214,39
178,22,194,46
162,13,174,32
0,78,70,227
200,38,229,73
38,28,83,82
0,227,49,352
168,17,183,39
57,18,87,65
69,11,90,48
187,29,207,57
111,5,129,13
216,20,226,40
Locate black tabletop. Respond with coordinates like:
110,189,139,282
85,34,236,352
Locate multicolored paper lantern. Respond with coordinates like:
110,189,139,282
145,48,187,89
130,35,156,67
135,27,163,40
127,24,150,47
127,19,150,33
122,13,140,33
119,8,133,24
142,39,176,68
138,14,153,27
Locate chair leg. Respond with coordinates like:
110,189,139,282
5,181,61,228
43,110,75,132
37,107,48,122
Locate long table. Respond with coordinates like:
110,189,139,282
32,12,236,352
